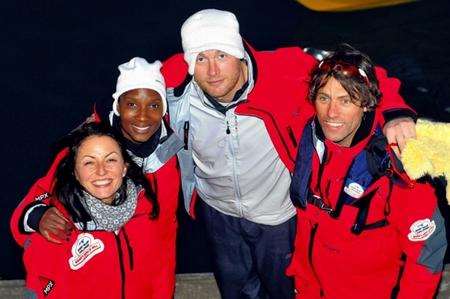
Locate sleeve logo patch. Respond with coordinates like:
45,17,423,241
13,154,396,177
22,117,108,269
407,218,436,242
34,192,49,201
69,233,104,270
38,276,55,297
43,280,55,296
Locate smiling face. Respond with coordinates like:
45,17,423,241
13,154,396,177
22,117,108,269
118,88,164,143
193,49,247,103
74,135,127,204
314,77,365,147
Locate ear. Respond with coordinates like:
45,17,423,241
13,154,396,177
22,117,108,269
122,164,128,177
113,98,121,116
363,107,368,112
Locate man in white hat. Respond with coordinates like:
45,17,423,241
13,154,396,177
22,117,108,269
163,8,417,298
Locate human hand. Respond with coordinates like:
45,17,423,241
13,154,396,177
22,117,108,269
383,117,416,157
39,207,73,244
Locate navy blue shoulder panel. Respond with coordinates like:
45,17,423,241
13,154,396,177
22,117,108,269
290,122,314,208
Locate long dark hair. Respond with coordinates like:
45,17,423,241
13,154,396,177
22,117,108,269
309,44,382,110
53,122,159,229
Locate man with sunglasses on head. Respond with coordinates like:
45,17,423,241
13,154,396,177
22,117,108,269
287,45,446,298
161,9,421,299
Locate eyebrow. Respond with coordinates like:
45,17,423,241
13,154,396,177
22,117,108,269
81,151,120,159
122,95,162,102
317,92,330,97
317,92,350,99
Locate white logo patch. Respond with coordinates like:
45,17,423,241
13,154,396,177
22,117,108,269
408,219,436,242
69,233,104,270
343,182,365,199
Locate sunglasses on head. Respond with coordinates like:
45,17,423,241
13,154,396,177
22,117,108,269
318,59,369,86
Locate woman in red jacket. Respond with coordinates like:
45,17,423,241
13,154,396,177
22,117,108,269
11,58,183,298
24,122,167,298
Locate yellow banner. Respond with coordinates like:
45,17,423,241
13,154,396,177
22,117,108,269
297,0,417,12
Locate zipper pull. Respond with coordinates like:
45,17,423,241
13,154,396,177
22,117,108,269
226,121,230,134
183,121,189,150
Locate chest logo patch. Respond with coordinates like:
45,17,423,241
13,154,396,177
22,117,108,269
69,233,104,270
343,181,365,199
407,218,436,242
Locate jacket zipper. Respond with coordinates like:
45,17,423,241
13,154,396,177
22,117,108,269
122,228,134,270
115,234,126,299
183,121,189,150
226,116,243,213
309,224,324,297
287,126,298,148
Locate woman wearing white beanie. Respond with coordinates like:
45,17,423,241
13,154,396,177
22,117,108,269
11,57,183,298
112,57,168,143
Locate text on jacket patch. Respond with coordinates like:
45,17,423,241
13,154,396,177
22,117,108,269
69,233,104,270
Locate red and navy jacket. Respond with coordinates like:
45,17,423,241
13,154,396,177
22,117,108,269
287,112,446,298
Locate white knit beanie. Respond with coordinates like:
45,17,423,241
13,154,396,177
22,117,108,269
181,9,245,75
112,57,167,116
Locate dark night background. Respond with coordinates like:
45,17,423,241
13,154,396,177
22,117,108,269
1,0,449,279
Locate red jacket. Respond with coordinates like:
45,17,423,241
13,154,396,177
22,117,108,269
10,124,180,299
23,188,170,299
287,114,446,298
